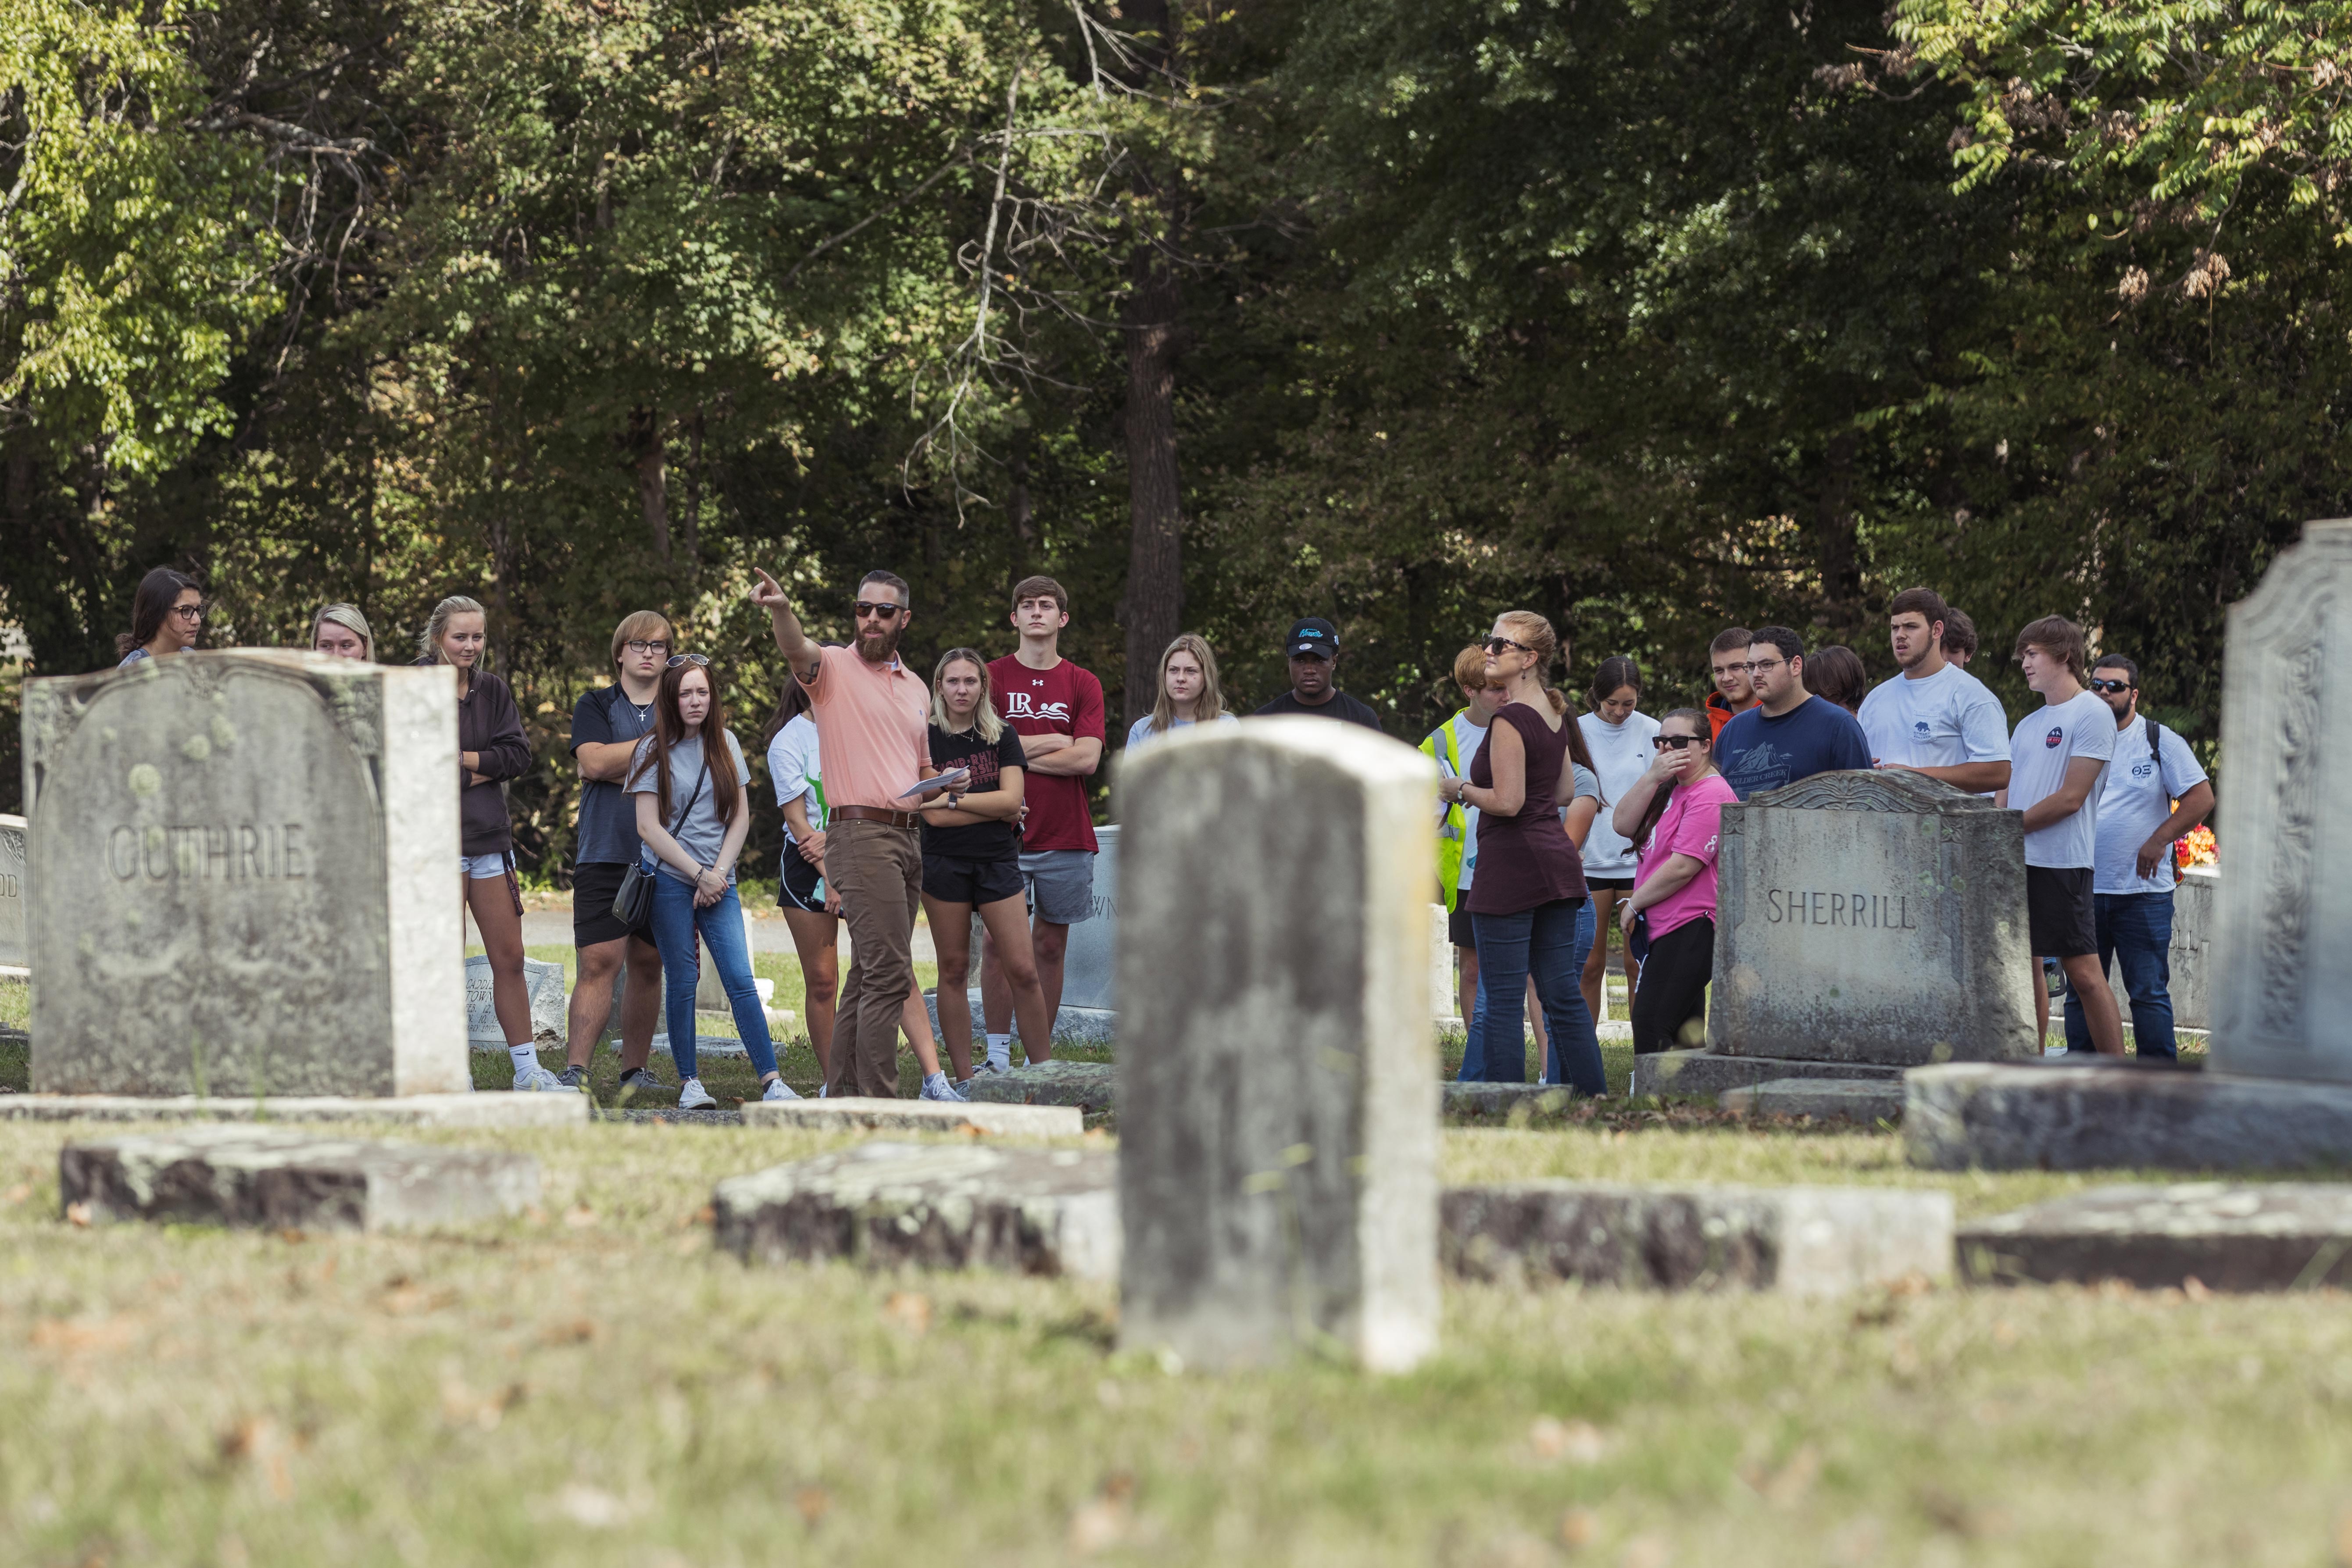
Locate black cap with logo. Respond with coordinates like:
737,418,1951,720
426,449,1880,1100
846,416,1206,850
1285,617,1340,660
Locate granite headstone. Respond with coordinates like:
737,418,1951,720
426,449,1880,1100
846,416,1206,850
465,954,566,1048
1115,719,1439,1372
21,651,468,1097
0,812,23,970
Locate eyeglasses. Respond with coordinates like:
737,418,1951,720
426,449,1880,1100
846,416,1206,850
1654,734,1705,750
2087,678,2131,694
666,654,710,668
1482,636,1533,657
626,639,671,656
1742,657,1787,675
853,600,903,620
170,604,205,622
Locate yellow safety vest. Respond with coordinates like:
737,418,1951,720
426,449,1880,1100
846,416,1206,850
1420,711,1470,911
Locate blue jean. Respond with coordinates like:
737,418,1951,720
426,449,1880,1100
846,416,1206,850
1465,898,1605,1094
646,872,778,1081
2062,890,2177,1059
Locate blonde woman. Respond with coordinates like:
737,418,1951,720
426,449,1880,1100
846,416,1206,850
921,648,1054,1089
416,596,564,1091
1126,632,1240,750
310,603,375,660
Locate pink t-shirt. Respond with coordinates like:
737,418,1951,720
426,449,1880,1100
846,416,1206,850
805,643,929,810
1636,773,1737,939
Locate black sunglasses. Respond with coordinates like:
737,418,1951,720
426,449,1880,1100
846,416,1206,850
667,653,710,668
1482,636,1533,657
1653,733,1705,750
854,600,904,619
2087,678,2131,694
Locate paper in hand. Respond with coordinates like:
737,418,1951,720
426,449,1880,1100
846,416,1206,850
897,767,971,800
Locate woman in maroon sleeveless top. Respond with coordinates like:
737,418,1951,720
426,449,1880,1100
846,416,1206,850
1436,611,1608,1093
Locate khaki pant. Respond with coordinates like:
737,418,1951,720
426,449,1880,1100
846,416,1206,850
823,818,923,1098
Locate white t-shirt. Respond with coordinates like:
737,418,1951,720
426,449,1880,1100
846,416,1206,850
1576,709,1660,878
1126,711,1240,751
2008,690,2116,869
1858,661,2009,772
2094,714,2209,895
765,712,824,847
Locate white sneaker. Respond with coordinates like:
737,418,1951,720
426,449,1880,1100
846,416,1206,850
677,1077,717,1110
761,1078,799,1101
920,1072,966,1102
512,1064,567,1092
973,1060,1012,1077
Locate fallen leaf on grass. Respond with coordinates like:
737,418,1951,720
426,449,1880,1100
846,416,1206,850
3,1182,29,1204
31,1317,137,1354
379,1279,459,1316
1558,1508,1597,1549
883,1292,932,1334
1529,1416,1607,1464
562,1205,598,1230
441,1376,527,1431
540,1318,597,1346
1069,1472,1136,1554
218,1418,294,1502
795,1486,829,1527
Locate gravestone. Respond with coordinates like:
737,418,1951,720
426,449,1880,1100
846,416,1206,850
1633,769,2037,1098
944,823,1121,1047
738,1095,1080,1136
21,652,469,1097
60,1126,538,1231
2106,864,2216,1032
0,812,23,971
1910,520,2352,1169
1959,1183,2352,1290
464,954,566,1048
1116,719,1439,1372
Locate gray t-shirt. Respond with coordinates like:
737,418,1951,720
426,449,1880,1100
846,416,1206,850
627,730,749,885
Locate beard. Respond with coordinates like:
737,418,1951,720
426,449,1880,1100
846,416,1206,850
857,623,902,662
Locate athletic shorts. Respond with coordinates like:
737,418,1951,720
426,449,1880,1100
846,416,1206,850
1017,848,1097,925
776,843,827,913
461,850,511,881
1585,876,1636,892
572,861,652,947
926,851,1025,907
2026,865,2098,959
1449,900,1476,950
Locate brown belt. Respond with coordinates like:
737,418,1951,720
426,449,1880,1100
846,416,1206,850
832,804,922,830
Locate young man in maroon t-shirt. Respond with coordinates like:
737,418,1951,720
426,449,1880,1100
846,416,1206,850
979,575,1105,1069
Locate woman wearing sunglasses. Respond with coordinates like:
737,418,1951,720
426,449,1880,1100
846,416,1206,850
1436,612,1608,1094
116,568,204,666
1610,708,1737,1057
629,653,796,1109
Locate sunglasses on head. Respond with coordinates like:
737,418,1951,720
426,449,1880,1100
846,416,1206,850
1654,733,1705,750
2087,677,2131,694
667,653,710,668
854,600,903,620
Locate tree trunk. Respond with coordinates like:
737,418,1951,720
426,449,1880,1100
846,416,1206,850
1006,425,1034,584
1121,246,1183,732
628,405,668,558
1815,429,1863,642
680,407,702,565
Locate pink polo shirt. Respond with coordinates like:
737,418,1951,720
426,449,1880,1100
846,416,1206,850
805,643,929,810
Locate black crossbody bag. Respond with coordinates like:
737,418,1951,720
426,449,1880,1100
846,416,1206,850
613,753,708,929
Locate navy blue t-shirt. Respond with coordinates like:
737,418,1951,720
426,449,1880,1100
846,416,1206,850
1716,695,1873,800
570,683,658,866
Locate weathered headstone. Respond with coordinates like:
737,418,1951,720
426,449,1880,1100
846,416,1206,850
1443,1182,1952,1294
2106,864,2216,1033
60,1126,537,1231
1721,1077,1904,1123
0,812,24,971
465,954,566,1048
0,1092,585,1127
738,1095,1081,1136
713,1141,1118,1279
1116,719,1439,1372
1634,769,2037,1097
22,652,468,1097
961,1058,1117,1115
1959,1183,2352,1291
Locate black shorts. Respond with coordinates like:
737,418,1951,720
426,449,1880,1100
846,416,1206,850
573,861,650,947
777,846,826,913
1449,901,1476,949
1585,876,1636,892
2027,865,2098,958
923,851,1025,907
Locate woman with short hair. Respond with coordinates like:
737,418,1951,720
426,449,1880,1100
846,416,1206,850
922,649,1054,1090
631,654,795,1110
418,595,563,1092
1126,633,1239,750
310,603,375,661
1611,707,1738,1056
117,568,203,667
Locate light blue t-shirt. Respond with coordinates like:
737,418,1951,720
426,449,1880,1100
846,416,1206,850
1126,711,1240,750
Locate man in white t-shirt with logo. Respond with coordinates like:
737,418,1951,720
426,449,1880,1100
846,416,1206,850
1859,586,2011,794
2062,654,2215,1060
2007,615,2124,1054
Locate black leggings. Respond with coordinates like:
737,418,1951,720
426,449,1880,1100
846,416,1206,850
1631,915,1714,1054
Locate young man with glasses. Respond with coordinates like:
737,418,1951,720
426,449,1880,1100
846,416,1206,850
1704,627,1758,739
751,567,941,1097
1254,616,1385,729
2008,616,2125,1055
2067,655,2213,1059
980,576,1106,1068
1858,586,2011,794
563,612,674,1095
1712,627,1871,799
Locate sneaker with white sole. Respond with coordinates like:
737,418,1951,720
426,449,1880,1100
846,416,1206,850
972,1060,1012,1077
919,1071,966,1102
556,1064,589,1090
761,1078,800,1101
615,1067,660,1104
677,1077,717,1111
513,1064,568,1092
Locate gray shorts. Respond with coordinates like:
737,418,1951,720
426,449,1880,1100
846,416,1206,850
1017,848,1097,925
